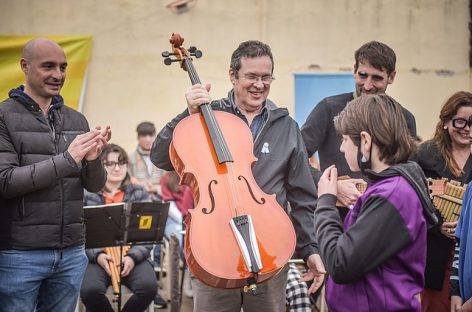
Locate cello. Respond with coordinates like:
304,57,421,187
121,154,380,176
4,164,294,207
162,34,296,291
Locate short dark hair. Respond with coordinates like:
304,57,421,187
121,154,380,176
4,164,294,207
334,94,416,165
136,121,156,136
354,41,396,75
230,40,274,75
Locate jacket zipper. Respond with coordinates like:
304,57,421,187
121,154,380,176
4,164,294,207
254,109,271,150
20,196,25,220
49,110,65,247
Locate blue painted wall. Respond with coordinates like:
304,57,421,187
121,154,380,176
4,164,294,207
294,73,354,126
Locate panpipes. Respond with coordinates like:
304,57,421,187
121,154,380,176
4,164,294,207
104,245,130,294
428,178,466,223
335,176,367,207
355,182,367,193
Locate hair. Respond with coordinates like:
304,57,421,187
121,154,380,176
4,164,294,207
432,91,472,176
334,94,416,165
166,171,182,194
100,143,131,190
230,40,274,75
354,41,396,75
136,121,156,136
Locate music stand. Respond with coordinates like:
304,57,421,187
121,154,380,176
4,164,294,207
84,202,169,312
84,203,125,249
124,202,169,245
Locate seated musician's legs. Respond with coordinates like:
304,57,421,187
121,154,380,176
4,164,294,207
242,264,289,312
153,218,183,266
80,262,114,312
285,263,312,312
192,277,243,312
164,217,183,249
122,260,157,312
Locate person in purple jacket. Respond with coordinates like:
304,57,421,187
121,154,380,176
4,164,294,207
302,94,438,311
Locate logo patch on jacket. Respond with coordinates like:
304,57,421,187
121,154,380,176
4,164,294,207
261,142,270,154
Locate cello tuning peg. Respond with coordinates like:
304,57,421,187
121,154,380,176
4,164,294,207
162,51,176,57
188,46,202,58
163,58,181,65
195,50,203,58
191,49,202,59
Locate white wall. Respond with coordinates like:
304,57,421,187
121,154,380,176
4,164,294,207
0,0,469,150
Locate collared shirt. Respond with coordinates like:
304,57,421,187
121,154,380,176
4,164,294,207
233,103,268,140
103,190,125,204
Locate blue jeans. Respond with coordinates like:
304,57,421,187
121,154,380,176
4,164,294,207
0,245,88,312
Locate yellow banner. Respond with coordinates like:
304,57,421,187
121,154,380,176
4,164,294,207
0,35,92,111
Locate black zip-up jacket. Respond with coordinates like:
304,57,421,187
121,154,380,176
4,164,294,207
301,92,417,183
150,90,319,260
0,86,106,250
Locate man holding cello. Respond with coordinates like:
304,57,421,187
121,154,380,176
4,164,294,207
151,39,325,311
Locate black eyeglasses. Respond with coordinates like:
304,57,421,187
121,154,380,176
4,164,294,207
103,161,127,169
452,117,472,129
241,73,275,85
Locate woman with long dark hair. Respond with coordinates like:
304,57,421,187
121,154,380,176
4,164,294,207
414,91,472,312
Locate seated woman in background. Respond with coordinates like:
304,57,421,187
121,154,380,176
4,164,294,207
80,143,157,312
413,91,472,312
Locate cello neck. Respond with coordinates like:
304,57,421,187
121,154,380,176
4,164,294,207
183,56,233,164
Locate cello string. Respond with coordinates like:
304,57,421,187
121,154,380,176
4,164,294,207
186,57,241,218
226,162,243,217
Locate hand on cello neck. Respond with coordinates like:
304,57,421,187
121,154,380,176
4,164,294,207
185,83,212,114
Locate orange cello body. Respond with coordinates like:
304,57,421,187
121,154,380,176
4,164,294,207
170,111,297,289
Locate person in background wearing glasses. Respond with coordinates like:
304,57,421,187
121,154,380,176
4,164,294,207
411,91,472,312
301,41,416,218
151,40,325,312
80,143,158,312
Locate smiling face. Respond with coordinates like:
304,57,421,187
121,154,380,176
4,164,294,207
354,61,395,96
104,152,128,184
230,56,272,113
21,39,67,102
445,106,472,148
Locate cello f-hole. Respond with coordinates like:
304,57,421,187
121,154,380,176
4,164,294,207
202,180,218,214
238,175,265,205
